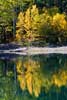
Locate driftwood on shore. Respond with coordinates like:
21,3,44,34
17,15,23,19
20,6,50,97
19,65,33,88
0,46,67,55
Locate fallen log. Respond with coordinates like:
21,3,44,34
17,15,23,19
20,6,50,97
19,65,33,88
0,46,67,55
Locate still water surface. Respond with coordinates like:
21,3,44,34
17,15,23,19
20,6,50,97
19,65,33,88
0,54,67,100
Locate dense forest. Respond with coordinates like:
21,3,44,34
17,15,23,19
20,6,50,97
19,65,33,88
0,0,67,45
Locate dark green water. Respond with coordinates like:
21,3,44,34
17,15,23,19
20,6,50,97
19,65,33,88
0,54,67,100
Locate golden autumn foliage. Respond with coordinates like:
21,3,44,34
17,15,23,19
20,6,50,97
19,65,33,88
16,5,39,41
16,5,67,43
52,13,67,31
16,12,25,41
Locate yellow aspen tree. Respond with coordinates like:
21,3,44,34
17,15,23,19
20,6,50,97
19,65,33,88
24,8,32,39
16,12,25,41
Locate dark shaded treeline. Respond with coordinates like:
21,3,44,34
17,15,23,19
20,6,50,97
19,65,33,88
36,0,67,13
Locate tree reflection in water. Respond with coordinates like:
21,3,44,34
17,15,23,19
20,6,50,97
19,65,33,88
0,59,17,100
0,54,67,99
16,58,41,97
16,55,67,97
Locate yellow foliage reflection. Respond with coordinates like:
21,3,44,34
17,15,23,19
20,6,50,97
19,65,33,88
16,59,42,97
52,70,67,87
16,58,67,97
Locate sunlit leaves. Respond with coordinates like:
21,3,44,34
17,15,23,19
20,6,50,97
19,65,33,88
16,12,25,41
16,5,67,43
52,13,67,31
16,5,39,41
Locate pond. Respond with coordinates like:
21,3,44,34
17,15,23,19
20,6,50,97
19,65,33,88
0,54,67,100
